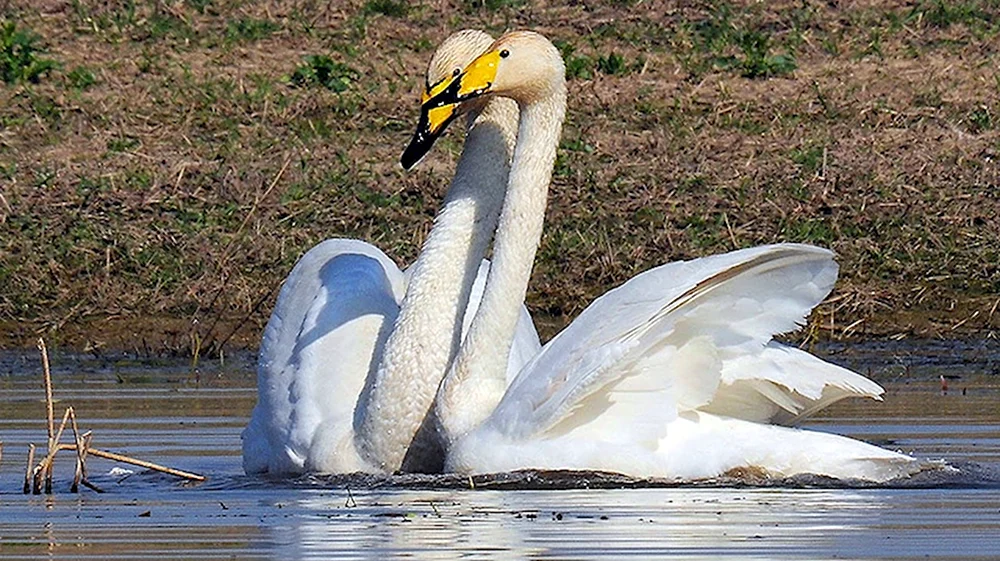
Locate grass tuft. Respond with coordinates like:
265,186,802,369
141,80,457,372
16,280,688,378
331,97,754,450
289,55,359,92
225,17,279,43
462,0,525,12
363,0,410,17
0,20,57,84
734,30,796,78
65,65,96,89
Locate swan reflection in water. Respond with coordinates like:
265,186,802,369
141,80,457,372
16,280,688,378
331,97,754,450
265,485,896,560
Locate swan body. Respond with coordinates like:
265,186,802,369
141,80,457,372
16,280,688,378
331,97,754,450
242,240,539,474
403,31,922,482
242,30,540,475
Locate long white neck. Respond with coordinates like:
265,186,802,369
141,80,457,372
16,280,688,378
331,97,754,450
436,86,567,443
355,99,519,472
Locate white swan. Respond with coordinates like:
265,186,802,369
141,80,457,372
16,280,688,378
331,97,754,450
402,31,923,482
241,30,540,476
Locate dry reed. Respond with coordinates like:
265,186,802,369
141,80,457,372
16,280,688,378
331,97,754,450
20,338,206,494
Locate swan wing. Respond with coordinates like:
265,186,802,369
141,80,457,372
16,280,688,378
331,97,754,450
705,342,884,424
486,244,837,442
243,239,405,474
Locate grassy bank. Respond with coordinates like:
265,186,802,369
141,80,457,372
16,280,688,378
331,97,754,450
1,0,998,355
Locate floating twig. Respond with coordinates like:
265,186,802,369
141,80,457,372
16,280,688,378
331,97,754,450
71,446,205,482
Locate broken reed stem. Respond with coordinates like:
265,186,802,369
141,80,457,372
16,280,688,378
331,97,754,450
24,444,35,494
80,476,104,493
70,411,87,493
72,432,93,494
23,342,206,492
38,338,56,493
38,339,54,449
54,444,205,482
35,407,72,494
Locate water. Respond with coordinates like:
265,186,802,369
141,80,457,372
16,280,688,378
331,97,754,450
0,345,998,560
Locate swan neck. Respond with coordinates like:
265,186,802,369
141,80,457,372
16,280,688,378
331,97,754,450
354,99,518,471
438,88,566,443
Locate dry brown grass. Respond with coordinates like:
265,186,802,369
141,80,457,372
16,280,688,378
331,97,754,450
0,0,998,354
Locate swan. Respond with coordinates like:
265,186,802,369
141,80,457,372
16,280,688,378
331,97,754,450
241,30,540,476
402,31,923,482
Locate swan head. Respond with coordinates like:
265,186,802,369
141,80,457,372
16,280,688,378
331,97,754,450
401,30,565,169
400,29,496,170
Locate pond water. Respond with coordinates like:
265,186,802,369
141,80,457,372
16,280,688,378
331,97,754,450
0,342,998,560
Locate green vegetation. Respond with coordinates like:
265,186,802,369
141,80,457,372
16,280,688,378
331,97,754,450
1,0,999,352
733,30,796,78
462,0,526,12
66,65,96,89
680,5,797,78
225,17,280,43
363,0,410,17
0,21,57,84
557,42,644,80
289,55,359,92
914,0,995,28
966,106,993,132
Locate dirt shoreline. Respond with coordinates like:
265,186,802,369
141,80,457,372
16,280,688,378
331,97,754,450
1,305,996,356
1,1,998,354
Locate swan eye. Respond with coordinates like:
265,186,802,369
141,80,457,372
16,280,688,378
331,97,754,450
452,68,460,77
499,49,510,58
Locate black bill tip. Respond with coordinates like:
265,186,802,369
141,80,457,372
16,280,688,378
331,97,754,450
400,110,435,170
400,106,458,171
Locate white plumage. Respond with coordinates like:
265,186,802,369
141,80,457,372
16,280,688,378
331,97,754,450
446,245,918,481
242,240,539,475
242,30,539,475
416,31,924,482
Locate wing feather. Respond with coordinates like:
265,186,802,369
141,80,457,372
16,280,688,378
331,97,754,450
705,342,884,424
486,244,838,441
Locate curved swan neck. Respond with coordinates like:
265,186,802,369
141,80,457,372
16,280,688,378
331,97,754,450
438,86,567,443
355,99,519,471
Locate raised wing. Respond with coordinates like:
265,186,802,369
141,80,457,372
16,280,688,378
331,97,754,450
485,244,838,442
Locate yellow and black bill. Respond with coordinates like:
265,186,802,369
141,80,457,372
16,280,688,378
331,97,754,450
400,50,502,170
399,92,460,170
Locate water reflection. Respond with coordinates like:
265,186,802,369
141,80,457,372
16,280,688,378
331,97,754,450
1,352,999,560
263,487,897,560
